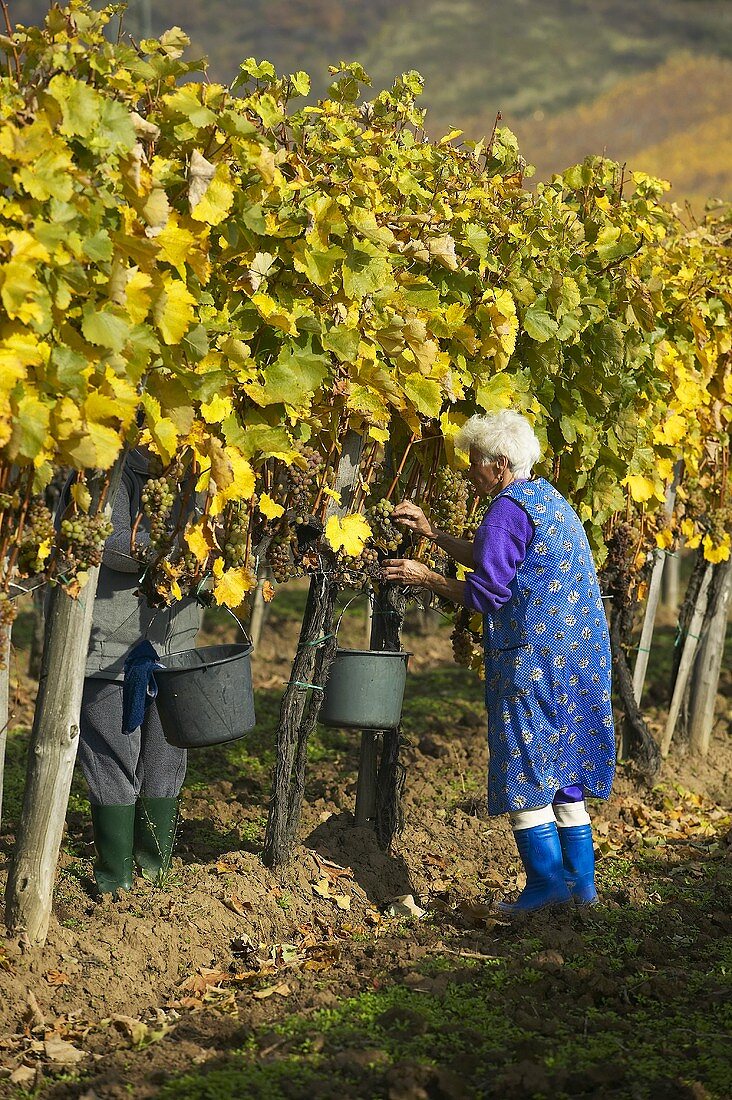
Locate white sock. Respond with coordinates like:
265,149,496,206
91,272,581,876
553,800,591,827
509,804,556,831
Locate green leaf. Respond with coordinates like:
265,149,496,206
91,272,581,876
474,372,515,412
523,301,558,343
322,325,360,364
402,373,442,418
342,242,392,300
292,241,345,286
259,347,330,407
82,230,113,262
464,223,490,260
290,72,311,96
595,227,638,265
82,307,133,352
50,346,87,400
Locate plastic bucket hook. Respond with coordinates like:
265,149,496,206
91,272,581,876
155,643,256,748
320,647,410,730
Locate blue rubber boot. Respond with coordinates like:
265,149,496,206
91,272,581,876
498,822,572,914
558,824,598,905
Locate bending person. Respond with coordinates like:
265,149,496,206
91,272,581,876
383,410,615,913
63,449,201,897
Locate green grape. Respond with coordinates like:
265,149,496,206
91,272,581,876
365,498,402,555
18,498,56,575
427,467,470,537
141,474,176,550
59,511,113,571
285,446,324,516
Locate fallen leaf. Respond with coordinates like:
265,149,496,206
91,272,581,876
215,859,239,874
44,1034,86,1064
112,1014,149,1046
252,982,291,1000
9,1066,36,1086
385,894,427,919
457,900,497,923
178,967,230,995
333,894,351,911
313,878,331,899
226,894,253,916
45,969,71,986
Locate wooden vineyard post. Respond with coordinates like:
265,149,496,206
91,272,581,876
247,562,273,651
688,558,732,758
632,469,680,713
5,458,124,945
354,730,380,826
661,560,714,758
352,581,408,848
0,629,12,833
262,432,363,868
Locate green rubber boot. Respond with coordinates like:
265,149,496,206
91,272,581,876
134,797,179,884
90,804,135,896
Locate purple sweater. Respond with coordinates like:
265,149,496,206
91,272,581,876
465,493,534,614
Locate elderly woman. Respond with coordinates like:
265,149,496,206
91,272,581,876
383,410,615,913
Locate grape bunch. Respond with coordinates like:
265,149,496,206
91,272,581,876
450,609,483,673
59,512,113,571
0,590,17,669
0,492,20,512
266,533,296,583
428,467,470,537
332,546,380,590
18,498,56,575
141,475,176,549
286,447,324,515
366,498,402,554
223,508,249,568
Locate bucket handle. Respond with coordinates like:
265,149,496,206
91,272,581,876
223,604,253,648
332,589,374,643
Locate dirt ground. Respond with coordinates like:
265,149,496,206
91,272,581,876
0,594,730,1099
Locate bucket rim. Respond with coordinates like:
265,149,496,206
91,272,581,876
156,642,253,673
332,647,412,658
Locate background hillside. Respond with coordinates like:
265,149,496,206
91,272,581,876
10,0,732,208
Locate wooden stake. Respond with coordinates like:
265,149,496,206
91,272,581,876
4,456,126,945
688,559,732,758
661,561,713,757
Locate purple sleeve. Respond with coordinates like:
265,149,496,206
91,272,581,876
465,497,534,614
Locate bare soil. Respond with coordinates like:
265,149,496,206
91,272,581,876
0,594,730,1098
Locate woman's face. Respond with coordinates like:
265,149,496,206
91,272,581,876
467,447,509,497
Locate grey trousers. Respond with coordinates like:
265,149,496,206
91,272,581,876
78,678,187,806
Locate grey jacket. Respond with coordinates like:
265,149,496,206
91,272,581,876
79,450,201,680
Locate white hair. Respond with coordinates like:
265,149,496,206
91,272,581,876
455,411,541,478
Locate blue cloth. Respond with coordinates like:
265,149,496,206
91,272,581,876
480,478,615,815
122,641,163,734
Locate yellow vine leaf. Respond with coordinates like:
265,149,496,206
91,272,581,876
324,513,372,557
190,164,235,226
703,534,730,564
213,565,256,608
624,474,656,503
185,521,214,565
258,493,284,519
201,394,230,424
153,274,196,345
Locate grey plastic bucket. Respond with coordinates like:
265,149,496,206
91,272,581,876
320,648,410,730
155,643,256,748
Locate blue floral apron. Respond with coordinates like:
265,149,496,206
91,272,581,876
482,478,615,815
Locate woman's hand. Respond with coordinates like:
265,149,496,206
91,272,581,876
381,558,432,587
392,501,434,539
